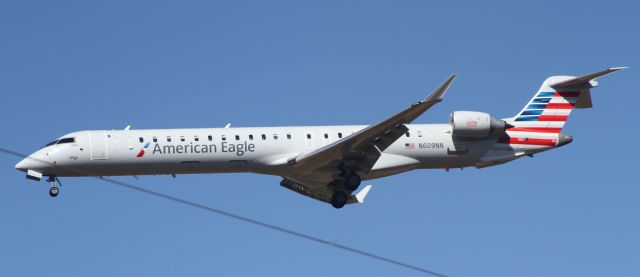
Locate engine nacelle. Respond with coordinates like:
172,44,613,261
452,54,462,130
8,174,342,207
449,111,507,138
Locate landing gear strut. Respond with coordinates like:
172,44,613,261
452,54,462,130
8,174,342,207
46,176,62,198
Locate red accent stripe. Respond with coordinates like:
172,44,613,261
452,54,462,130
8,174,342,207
497,137,557,146
545,103,574,109
554,91,580,97
537,115,568,121
136,150,145,157
507,127,562,133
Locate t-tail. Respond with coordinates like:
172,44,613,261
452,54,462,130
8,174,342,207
502,67,626,147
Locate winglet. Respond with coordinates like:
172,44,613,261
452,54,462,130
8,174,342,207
354,185,372,203
550,67,627,88
423,74,456,103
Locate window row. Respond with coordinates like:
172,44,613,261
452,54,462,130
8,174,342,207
138,132,346,143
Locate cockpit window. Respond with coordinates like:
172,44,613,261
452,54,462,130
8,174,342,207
57,137,75,144
42,137,75,148
44,140,58,147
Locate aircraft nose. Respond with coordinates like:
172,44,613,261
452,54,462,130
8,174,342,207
558,133,573,147
15,155,47,172
15,158,30,172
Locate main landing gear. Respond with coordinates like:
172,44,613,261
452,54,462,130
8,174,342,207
46,176,62,198
343,173,361,191
330,170,362,209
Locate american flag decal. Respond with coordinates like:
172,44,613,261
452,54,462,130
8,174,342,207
405,143,415,149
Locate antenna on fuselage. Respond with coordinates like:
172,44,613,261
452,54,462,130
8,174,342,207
124,125,131,130
224,123,231,128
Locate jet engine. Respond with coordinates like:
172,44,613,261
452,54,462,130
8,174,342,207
449,111,508,138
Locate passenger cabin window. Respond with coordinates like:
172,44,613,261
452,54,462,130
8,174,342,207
417,131,423,137
273,134,278,140
221,135,226,141
235,135,240,141
249,134,254,140
152,136,158,142
58,137,75,144
286,133,291,139
405,132,410,137
338,132,343,138
194,136,199,142
306,134,311,139
208,135,212,141
180,136,185,142
324,133,328,139
139,137,144,143
261,134,266,140
167,136,172,142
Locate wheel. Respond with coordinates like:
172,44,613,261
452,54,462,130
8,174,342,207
49,187,59,197
344,173,361,191
330,192,348,209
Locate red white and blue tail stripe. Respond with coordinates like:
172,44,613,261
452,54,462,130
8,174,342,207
501,75,584,147
511,88,580,133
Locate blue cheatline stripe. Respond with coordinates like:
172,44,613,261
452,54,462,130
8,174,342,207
521,110,543,115
527,104,548,109
532,97,551,103
515,116,540,121
537,92,555,97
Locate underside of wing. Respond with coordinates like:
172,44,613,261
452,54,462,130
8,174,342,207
280,177,372,205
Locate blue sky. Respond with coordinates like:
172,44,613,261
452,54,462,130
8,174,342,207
0,1,637,276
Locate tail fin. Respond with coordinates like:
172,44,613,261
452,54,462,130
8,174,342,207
509,67,626,133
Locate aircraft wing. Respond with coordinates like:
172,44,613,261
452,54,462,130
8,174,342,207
288,75,456,181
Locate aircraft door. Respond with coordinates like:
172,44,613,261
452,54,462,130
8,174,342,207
89,131,108,160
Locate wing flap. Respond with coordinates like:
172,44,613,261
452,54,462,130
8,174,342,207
280,177,372,205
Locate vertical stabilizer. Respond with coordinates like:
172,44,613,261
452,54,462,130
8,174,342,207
508,67,626,133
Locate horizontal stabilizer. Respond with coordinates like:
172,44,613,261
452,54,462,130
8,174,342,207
550,67,627,88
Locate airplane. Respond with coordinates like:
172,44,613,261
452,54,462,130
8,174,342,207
15,67,625,208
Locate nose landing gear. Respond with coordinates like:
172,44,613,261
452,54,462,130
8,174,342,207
49,186,59,197
46,176,62,198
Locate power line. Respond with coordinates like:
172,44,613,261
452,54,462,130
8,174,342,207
1,147,448,277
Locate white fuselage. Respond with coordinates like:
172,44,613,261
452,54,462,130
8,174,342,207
16,123,565,180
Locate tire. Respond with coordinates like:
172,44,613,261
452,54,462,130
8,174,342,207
330,192,348,209
49,187,59,197
344,174,361,191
